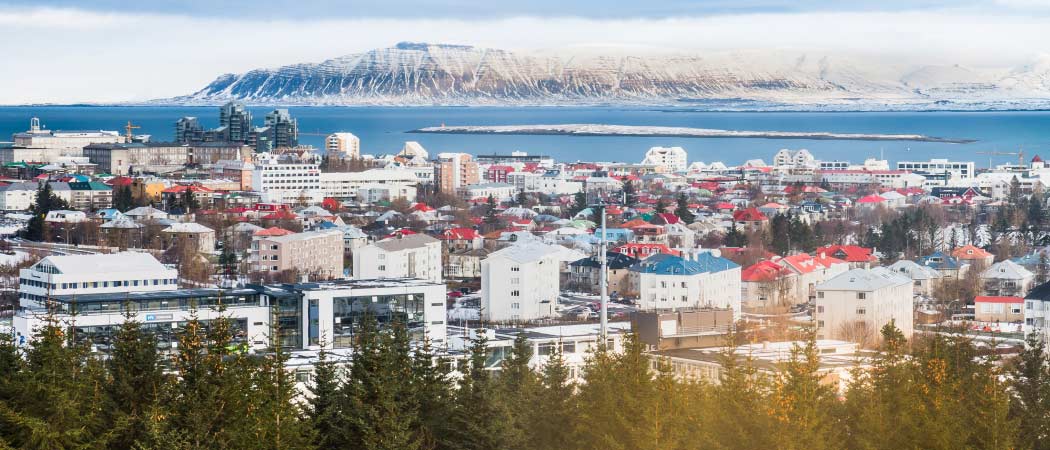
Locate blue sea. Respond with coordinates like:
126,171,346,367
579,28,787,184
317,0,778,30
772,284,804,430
1,106,1048,166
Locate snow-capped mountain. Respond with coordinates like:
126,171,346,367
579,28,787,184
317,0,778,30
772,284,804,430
167,42,1050,109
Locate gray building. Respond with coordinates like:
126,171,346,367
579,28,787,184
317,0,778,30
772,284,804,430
219,102,253,143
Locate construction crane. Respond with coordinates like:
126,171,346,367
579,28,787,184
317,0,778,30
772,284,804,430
124,121,140,143
976,149,1025,170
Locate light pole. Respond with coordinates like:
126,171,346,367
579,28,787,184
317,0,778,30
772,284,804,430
599,201,608,342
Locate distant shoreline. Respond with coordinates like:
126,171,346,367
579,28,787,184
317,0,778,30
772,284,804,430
410,124,976,144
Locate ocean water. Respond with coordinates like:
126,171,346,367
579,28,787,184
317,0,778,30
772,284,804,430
0,106,1048,166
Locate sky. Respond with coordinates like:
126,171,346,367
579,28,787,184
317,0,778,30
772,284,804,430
1,0,1050,104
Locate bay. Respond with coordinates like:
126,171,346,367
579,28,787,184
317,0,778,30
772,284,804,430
0,106,1048,167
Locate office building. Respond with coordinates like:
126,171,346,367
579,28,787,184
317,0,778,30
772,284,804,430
83,142,189,175
251,154,322,204
18,252,178,304
257,109,298,151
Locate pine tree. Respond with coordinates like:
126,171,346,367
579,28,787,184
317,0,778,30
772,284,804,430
769,334,843,450
1038,253,1049,285
674,194,694,224
483,195,500,226
251,342,314,449
448,332,513,450
531,346,574,450
308,346,342,449
498,334,536,450
104,310,166,449
569,191,588,218
410,337,454,450
515,190,529,207
621,181,638,207
724,222,748,248
1011,333,1050,450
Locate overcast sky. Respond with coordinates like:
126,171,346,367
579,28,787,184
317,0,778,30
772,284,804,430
1,0,1049,104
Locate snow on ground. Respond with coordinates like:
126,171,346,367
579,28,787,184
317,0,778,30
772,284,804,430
0,251,30,266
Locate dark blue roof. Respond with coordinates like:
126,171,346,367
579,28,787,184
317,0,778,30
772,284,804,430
917,251,961,270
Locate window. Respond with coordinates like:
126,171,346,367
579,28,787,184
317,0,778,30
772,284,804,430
511,290,520,297
378,265,386,271
856,292,866,299
856,307,866,315
538,343,556,356
817,306,824,313
817,320,825,328
511,277,520,285
511,266,520,272
817,291,824,298
511,302,520,309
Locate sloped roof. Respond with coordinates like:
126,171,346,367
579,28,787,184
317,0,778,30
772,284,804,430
815,245,877,263
733,208,768,222
952,245,993,260
982,259,1034,280
570,251,640,270
254,227,294,237
741,260,790,282
817,267,911,291
373,233,439,251
630,252,739,276
37,252,170,275
887,259,941,280
779,252,848,274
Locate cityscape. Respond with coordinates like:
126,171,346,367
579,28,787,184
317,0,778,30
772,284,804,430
4,1,1050,449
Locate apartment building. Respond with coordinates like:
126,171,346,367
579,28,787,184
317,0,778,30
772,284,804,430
353,233,443,283
67,181,112,210
630,251,742,318
251,229,344,279
325,132,360,159
0,182,40,211
251,155,322,204
641,146,688,172
435,152,480,193
481,241,562,322
815,267,913,345
568,251,640,296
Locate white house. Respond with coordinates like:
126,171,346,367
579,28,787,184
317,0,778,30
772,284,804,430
629,250,742,318
981,259,1035,298
352,233,443,283
481,241,561,322
0,182,39,211
886,259,943,297
815,267,914,345
641,146,688,172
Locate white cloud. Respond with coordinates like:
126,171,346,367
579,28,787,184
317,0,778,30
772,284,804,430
0,6,1048,104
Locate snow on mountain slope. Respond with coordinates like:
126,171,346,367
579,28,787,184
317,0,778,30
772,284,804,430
168,42,1050,108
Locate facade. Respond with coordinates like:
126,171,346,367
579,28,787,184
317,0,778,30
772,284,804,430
188,143,251,165
815,267,914,345
175,117,204,144
775,252,850,304
641,146,688,172
257,109,299,151
83,142,189,175
568,252,640,296
457,183,517,202
325,133,361,159
219,102,253,143
1024,281,1050,347
353,233,443,283
67,181,113,210
18,252,178,303
897,159,975,181
445,248,489,279
974,296,1024,323
251,156,322,204
481,241,562,322
163,223,216,253
435,153,480,193
630,251,742,318
11,118,123,152
886,259,943,297
980,259,1035,297
319,169,419,201
251,229,344,279
0,182,40,211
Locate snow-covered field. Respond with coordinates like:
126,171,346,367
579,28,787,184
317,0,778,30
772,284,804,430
0,251,30,266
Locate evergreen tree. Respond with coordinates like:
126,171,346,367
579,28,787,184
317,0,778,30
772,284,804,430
531,346,574,450
1011,334,1050,450
448,332,513,450
114,185,135,212
308,346,342,449
181,189,201,212
483,195,500,226
515,190,529,207
724,222,748,248
104,310,166,449
410,337,455,450
673,194,695,224
251,342,314,449
621,181,638,207
655,197,669,213
498,335,536,450
1038,253,1050,285
568,191,588,218
769,334,843,450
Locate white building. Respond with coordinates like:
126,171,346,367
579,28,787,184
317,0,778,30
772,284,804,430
1023,282,1050,347
772,149,817,172
897,159,975,181
886,259,943,297
319,168,420,202
481,241,562,322
630,251,742,318
18,253,178,304
981,259,1035,297
458,183,517,202
641,146,688,173
325,132,361,159
815,267,914,345
251,154,322,204
353,233,443,283
0,182,39,211
507,170,583,195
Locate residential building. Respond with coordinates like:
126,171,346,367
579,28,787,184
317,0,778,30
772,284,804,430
325,133,361,159
458,183,517,202
641,146,688,172
981,259,1035,297
775,252,850,303
568,252,640,296
918,251,969,279
219,101,254,143
815,267,914,345
630,251,742,318
814,245,878,268
251,229,344,279
0,182,40,211
887,259,943,296
1024,281,1050,347
435,153,480,193
175,117,204,144
741,260,797,308
257,109,299,151
162,222,216,254
446,248,489,280
481,241,562,321
44,210,86,223
67,181,112,210
974,296,1024,323
440,227,484,252
952,245,995,268
353,233,443,283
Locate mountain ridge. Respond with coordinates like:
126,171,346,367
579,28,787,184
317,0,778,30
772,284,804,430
163,42,1050,110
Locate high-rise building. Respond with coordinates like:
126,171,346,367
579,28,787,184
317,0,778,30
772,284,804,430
175,117,204,144
261,109,298,150
435,152,480,193
219,102,253,143
325,132,360,159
